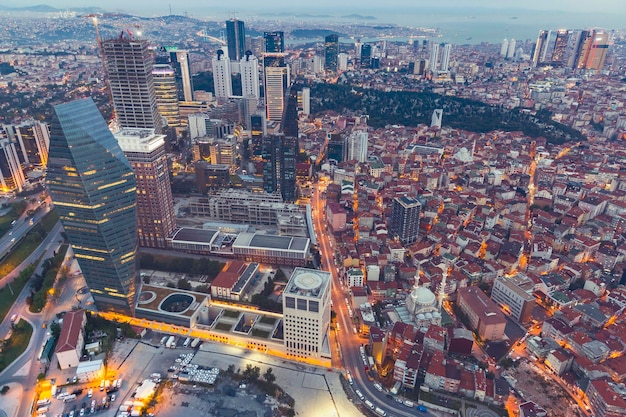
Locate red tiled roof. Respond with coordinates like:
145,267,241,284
55,310,85,353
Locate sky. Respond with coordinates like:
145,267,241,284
12,0,626,14
11,0,626,43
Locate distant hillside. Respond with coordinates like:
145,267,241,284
0,4,106,13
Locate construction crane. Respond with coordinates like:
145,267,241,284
83,14,102,50
82,13,115,123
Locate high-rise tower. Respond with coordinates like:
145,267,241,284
157,48,195,102
324,34,339,72
347,129,368,163
4,120,50,167
240,51,260,98
262,133,297,202
47,98,138,314
114,128,176,249
360,44,372,68
0,138,25,193
429,43,440,72
212,49,233,99
283,268,332,361
440,43,452,72
506,39,516,60
101,34,162,133
226,18,246,62
152,64,181,127
500,39,509,57
389,195,422,245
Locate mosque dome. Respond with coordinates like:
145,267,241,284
411,286,436,307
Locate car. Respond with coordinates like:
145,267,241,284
110,394,116,402
417,404,427,412
79,409,85,416
385,394,393,399
10,238,15,243
87,388,92,398
102,397,107,405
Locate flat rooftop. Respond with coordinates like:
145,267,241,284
234,232,309,252
284,267,331,299
171,228,218,244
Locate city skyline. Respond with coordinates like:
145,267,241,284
1,4,626,417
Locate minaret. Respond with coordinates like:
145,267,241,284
438,267,448,309
406,264,421,317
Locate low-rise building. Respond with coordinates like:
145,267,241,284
55,310,87,369
457,287,507,341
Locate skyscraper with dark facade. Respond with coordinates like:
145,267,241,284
389,196,422,245
226,18,246,61
324,34,339,71
263,31,285,67
101,35,162,133
46,98,138,314
282,86,299,139
327,133,347,163
262,133,296,202
360,44,372,68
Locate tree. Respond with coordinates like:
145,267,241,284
263,368,276,384
227,364,235,374
243,364,260,381
177,278,192,291
50,321,61,339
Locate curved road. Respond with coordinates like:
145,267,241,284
0,222,71,417
311,183,437,417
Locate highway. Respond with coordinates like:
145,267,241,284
310,182,437,417
0,197,53,289
0,222,75,417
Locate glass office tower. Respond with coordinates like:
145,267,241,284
47,98,139,315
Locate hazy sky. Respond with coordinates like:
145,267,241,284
14,0,626,14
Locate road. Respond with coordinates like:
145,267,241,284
0,197,53,289
0,222,78,417
310,183,438,417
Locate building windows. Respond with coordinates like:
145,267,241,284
286,296,295,308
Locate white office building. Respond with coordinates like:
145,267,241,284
283,268,332,361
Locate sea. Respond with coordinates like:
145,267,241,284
132,6,624,45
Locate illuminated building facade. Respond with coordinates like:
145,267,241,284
47,98,139,314
5,120,50,167
152,64,181,126
114,128,176,249
0,138,25,193
283,268,332,360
